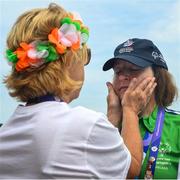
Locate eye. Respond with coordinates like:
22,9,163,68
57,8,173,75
131,68,141,71
114,70,122,76
130,68,143,73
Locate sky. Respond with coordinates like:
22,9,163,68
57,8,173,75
0,0,180,124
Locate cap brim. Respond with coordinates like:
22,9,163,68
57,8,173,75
103,54,153,71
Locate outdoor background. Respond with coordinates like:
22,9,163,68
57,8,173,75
0,0,180,124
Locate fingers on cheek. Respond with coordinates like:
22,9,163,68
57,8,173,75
142,94,147,104
139,94,143,101
134,89,141,96
147,83,155,95
146,83,153,92
136,93,146,103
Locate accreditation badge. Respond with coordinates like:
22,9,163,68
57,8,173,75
144,156,155,180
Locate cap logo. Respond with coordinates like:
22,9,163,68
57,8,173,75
123,39,134,47
119,47,133,54
152,51,166,63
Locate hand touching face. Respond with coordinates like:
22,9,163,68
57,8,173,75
113,60,154,100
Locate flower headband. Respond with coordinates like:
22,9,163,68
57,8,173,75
6,12,89,72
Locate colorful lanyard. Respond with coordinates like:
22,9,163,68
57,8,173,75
143,107,165,179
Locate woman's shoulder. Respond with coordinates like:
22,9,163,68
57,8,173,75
165,108,180,123
165,108,180,116
70,105,108,123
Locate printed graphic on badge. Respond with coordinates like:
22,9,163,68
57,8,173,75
151,146,158,152
150,156,155,162
145,170,153,180
145,161,153,180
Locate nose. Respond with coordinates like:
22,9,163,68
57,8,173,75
117,73,130,81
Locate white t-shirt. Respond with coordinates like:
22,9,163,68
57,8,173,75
0,101,131,179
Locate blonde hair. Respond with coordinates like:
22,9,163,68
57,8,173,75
4,3,88,102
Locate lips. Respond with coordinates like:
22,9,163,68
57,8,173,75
119,86,128,92
117,87,128,96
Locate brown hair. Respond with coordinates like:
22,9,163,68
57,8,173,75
4,3,89,102
153,66,178,107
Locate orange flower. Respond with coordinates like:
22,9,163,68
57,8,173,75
48,28,66,54
14,42,37,71
71,40,80,50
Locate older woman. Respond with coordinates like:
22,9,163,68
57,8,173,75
0,4,155,179
103,38,180,179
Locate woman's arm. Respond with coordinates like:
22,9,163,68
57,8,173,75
107,77,156,178
122,77,156,178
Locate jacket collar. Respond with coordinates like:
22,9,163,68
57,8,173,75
141,106,158,133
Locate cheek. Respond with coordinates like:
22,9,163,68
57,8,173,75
112,79,123,98
141,72,153,78
112,78,119,91
69,63,85,82
136,70,154,83
76,69,84,81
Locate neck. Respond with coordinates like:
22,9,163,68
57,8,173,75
139,95,156,118
26,94,64,106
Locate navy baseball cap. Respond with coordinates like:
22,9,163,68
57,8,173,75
103,38,168,71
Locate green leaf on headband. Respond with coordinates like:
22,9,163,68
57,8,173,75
61,17,72,25
36,44,48,51
6,49,18,63
46,45,59,62
81,28,89,36
36,43,58,62
72,21,81,31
